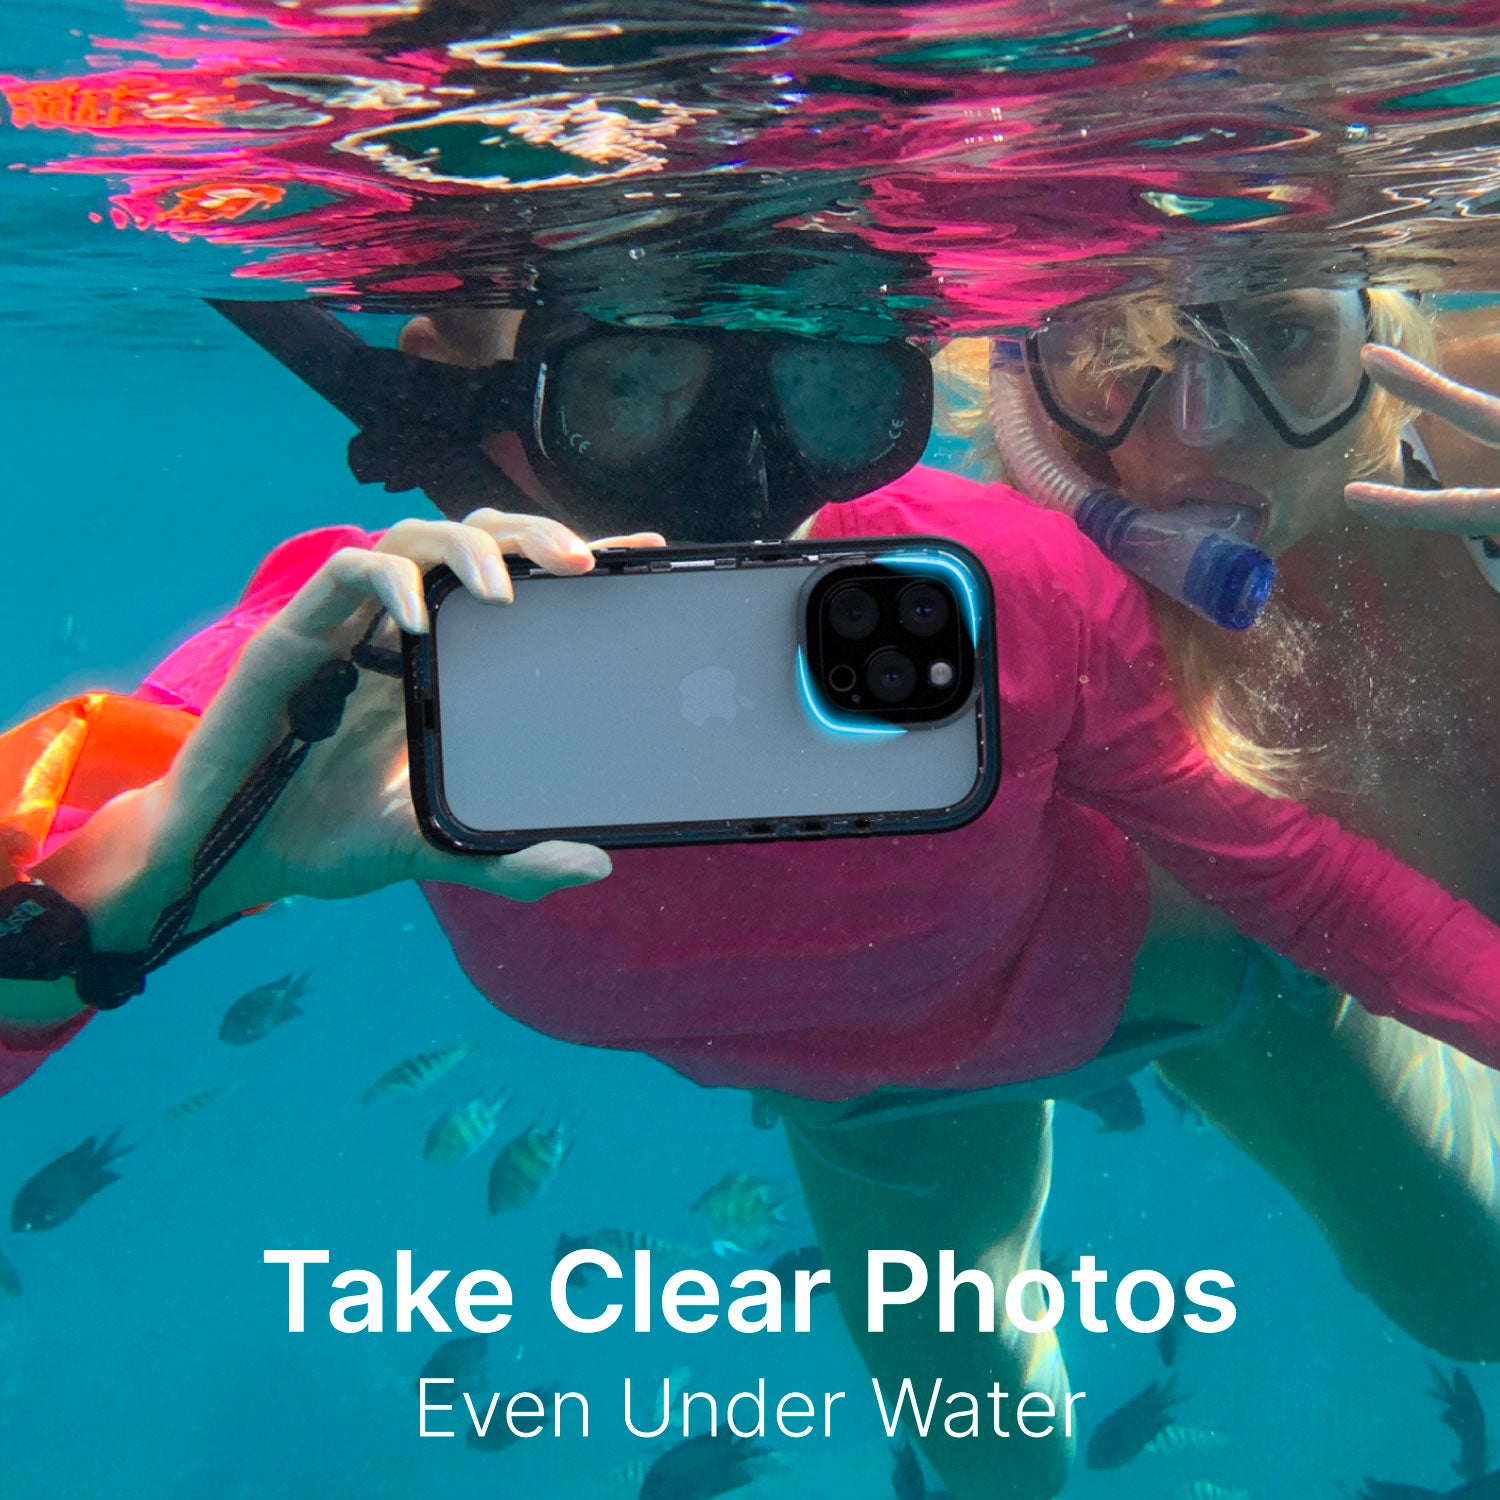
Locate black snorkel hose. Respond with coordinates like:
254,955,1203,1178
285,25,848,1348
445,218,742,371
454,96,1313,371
206,299,588,529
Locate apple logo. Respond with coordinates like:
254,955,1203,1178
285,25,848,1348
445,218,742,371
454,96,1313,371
679,666,751,726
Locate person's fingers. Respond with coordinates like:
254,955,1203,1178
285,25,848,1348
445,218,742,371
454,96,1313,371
1345,481,1500,533
374,515,607,623
153,548,418,847
461,507,598,574
588,532,668,550
1362,345,1500,448
415,839,612,900
281,547,427,635
375,519,517,611
359,515,612,629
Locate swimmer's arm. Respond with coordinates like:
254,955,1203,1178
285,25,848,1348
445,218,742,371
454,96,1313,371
0,776,213,1097
0,527,381,1042
1059,548,1500,1069
0,782,186,1032
0,512,639,1089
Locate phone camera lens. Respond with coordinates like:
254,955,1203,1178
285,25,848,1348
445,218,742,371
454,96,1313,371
828,585,880,641
898,582,950,638
866,648,917,704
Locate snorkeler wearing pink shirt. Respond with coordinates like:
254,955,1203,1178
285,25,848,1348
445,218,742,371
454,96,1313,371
5,300,1500,1500
115,466,1500,1103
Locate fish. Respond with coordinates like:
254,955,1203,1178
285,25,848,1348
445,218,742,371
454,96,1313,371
1085,1377,1182,1470
1158,1275,1190,1368
1432,1365,1489,1482
11,1129,132,1232
218,970,313,1046
1145,1425,1228,1456
160,1081,238,1129
768,1245,832,1300
418,1332,488,1394
1361,1477,1500,1500
422,1091,508,1164
692,1172,790,1256
0,1247,20,1302
1393,1469,1500,1500
361,1039,477,1104
1359,1482,1500,1500
891,1436,925,1500
419,1333,496,1446
555,1230,699,1277
1068,1079,1146,1133
638,1430,774,1500
487,1120,572,1213
1176,1485,1251,1500
465,1384,559,1453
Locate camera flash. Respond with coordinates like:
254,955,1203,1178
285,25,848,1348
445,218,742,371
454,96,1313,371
928,660,955,688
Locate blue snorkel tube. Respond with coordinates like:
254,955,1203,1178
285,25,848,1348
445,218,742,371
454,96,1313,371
988,345,1275,630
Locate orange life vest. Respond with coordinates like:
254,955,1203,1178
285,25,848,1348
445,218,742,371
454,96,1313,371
0,693,198,880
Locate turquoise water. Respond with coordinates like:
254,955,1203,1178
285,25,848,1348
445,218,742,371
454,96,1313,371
1,321,1482,1493
5,5,1500,1499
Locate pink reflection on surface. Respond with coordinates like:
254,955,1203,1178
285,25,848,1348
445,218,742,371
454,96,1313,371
5,1,1500,328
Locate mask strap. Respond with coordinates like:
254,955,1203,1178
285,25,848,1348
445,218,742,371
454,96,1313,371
434,453,590,533
209,298,585,530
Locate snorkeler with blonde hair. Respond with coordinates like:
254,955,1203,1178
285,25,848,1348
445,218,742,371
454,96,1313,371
4,290,1500,1500
820,281,1500,1471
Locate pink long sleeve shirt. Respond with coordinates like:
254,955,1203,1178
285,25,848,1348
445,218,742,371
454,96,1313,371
6,468,1500,1100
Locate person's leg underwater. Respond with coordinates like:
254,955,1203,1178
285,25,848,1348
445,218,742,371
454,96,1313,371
775,1094,1073,1500
1155,956,1500,1362
1136,867,1500,1360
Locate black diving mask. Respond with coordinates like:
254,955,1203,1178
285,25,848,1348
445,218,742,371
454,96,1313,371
210,300,933,542
1024,288,1375,452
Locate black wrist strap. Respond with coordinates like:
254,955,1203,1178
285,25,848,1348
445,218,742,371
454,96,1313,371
0,879,92,982
5,615,400,1010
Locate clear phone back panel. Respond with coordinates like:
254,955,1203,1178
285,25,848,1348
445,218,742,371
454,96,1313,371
427,555,992,839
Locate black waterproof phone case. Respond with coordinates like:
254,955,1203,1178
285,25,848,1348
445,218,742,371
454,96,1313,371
404,536,1000,853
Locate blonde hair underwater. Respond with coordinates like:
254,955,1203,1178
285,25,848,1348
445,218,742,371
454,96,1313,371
933,289,1438,795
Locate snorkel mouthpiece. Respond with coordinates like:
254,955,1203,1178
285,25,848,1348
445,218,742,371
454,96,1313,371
988,346,1275,629
1072,492,1274,631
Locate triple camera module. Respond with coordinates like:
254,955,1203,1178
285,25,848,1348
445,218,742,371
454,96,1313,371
804,563,976,726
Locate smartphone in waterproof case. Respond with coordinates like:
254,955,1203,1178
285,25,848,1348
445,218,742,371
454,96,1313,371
403,537,1000,853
